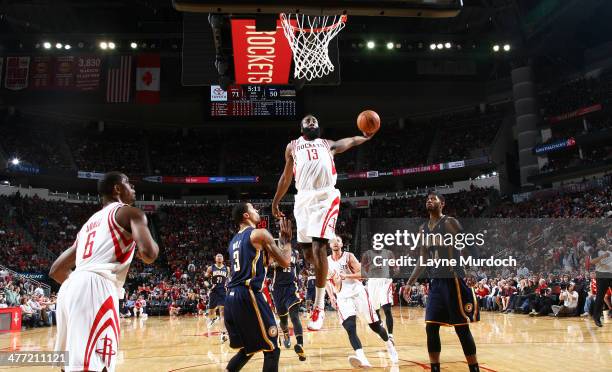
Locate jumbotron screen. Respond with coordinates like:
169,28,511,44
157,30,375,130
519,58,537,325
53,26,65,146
209,84,298,118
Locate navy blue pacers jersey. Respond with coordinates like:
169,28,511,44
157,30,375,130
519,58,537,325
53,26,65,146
225,226,278,354
272,249,299,287
422,215,465,279
211,264,228,293
228,227,268,291
271,249,302,315
422,215,479,326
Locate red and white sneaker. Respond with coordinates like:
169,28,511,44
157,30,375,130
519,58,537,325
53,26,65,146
307,307,325,331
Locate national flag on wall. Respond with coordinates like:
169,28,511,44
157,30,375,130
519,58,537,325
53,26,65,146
106,55,132,103
135,54,160,104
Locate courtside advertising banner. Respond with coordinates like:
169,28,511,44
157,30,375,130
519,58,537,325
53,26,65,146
231,19,293,84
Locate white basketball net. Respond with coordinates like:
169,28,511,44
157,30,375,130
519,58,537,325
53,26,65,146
280,13,347,81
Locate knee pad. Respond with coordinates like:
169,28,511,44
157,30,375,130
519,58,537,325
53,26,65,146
382,303,392,316
342,316,362,350
368,320,389,342
455,325,477,356
226,348,253,372
262,348,281,372
342,316,357,331
426,323,441,353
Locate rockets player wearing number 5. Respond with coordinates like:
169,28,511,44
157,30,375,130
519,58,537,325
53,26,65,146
50,172,159,372
272,114,376,331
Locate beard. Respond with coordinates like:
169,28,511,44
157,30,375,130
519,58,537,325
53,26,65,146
302,126,320,140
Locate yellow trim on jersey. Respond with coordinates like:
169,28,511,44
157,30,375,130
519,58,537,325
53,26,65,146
245,248,261,288
453,273,478,324
248,288,275,352
453,273,469,322
471,284,479,321
425,320,470,327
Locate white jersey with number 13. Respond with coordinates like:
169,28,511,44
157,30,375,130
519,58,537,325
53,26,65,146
290,137,337,191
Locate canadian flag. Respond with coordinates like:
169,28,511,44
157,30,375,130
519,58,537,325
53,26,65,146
135,54,160,104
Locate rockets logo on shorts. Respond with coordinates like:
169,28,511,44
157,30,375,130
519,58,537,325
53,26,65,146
84,296,119,370
95,335,116,367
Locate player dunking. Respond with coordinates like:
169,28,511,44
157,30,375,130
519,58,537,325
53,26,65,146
406,192,480,372
224,203,293,372
50,172,159,372
326,236,398,368
270,247,306,361
205,253,228,341
272,114,375,330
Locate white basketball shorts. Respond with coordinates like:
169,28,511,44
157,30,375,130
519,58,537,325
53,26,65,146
55,271,120,372
294,186,341,243
335,285,379,324
367,278,394,310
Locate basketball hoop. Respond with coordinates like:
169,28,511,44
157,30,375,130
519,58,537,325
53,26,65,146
280,13,347,81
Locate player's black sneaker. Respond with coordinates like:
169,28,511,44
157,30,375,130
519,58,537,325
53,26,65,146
294,344,306,361
283,333,291,349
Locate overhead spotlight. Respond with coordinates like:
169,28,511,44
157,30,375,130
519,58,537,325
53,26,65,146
493,44,500,52
430,43,436,50
130,42,138,49
77,42,84,48
366,40,375,49
35,43,40,49
492,171,498,176
436,43,443,50
395,43,401,49
43,42,51,49
456,44,462,50
64,44,71,50
99,41,108,50
10,158,20,166
386,42,394,50
108,42,116,49
503,44,511,52
445,42,451,49
55,42,62,49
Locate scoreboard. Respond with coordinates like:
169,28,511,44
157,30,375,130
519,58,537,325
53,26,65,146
210,85,298,118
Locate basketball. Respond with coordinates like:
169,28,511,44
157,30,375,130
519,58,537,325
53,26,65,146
357,110,381,135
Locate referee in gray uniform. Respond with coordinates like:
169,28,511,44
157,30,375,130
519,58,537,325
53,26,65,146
591,238,612,328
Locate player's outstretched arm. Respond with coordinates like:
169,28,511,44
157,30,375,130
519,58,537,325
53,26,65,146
251,218,293,267
272,144,294,218
49,242,77,284
116,206,159,264
329,132,374,155
272,143,293,218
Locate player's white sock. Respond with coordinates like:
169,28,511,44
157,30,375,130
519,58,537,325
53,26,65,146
315,287,326,309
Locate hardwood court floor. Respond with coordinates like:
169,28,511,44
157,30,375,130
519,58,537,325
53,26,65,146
1,307,610,371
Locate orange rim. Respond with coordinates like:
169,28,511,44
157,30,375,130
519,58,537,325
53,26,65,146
281,14,347,33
